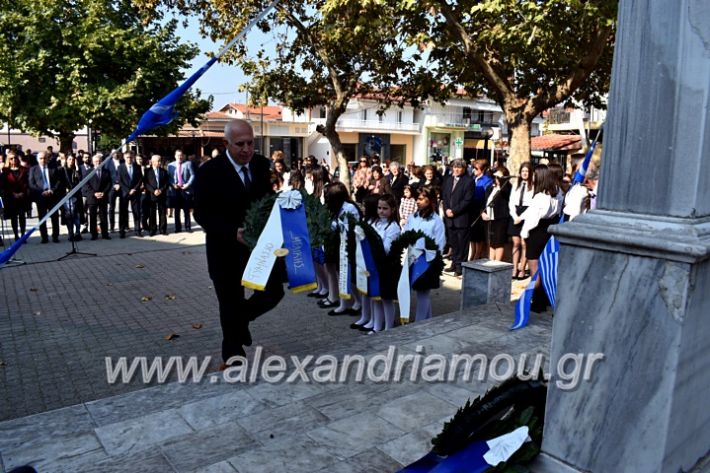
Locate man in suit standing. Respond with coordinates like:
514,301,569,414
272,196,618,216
79,151,94,233
441,159,474,276
105,150,123,232
194,119,285,367
136,155,151,232
387,161,407,205
167,149,194,233
144,154,168,236
28,151,64,243
117,152,144,238
84,154,112,240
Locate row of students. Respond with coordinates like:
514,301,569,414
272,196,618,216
309,184,445,330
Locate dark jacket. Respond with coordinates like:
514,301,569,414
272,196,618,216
144,167,169,201
84,167,113,205
118,163,143,198
193,153,273,281
441,173,474,228
28,165,64,201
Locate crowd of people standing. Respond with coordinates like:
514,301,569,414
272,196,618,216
0,147,204,245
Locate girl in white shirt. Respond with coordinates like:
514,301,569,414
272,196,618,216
404,186,446,321
514,165,560,311
365,194,401,333
508,162,534,279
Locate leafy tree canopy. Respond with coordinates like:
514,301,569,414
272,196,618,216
400,0,617,169
0,0,212,151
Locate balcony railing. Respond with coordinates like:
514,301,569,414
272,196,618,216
308,117,419,133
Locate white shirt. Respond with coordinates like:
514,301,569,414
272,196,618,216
508,182,535,220
226,150,251,186
563,184,589,220
404,212,446,252
372,218,401,254
520,193,561,239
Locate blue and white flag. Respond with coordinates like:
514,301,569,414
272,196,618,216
512,125,603,329
0,1,279,268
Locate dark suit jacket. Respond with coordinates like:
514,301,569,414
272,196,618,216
28,165,64,201
193,153,273,281
80,164,94,197
441,173,474,228
484,180,512,220
388,173,407,202
144,167,169,201
84,169,113,205
105,158,123,184
118,163,143,198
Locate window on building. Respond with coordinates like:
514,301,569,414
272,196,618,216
397,111,403,123
463,107,472,121
362,109,368,121
319,107,326,119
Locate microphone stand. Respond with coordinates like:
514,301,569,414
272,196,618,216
57,196,96,261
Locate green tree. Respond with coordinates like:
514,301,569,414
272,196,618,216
134,0,426,188
401,0,617,171
0,0,211,153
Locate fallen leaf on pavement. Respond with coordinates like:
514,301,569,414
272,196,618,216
0,360,6,367
34,311,41,315
135,264,145,269
141,295,153,302
105,283,113,287
164,294,177,300
192,323,203,330
165,333,180,341
29,288,38,292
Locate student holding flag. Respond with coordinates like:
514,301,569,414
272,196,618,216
515,165,561,312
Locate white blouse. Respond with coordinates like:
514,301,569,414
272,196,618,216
404,212,446,252
372,218,401,254
520,193,561,239
508,182,535,220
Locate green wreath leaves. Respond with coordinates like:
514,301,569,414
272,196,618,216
243,189,331,251
389,229,445,280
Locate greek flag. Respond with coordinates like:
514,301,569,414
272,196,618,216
0,1,279,268
512,125,603,329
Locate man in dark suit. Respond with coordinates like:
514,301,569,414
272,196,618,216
79,151,94,233
144,154,168,236
194,119,285,367
136,155,151,232
441,158,474,276
104,150,123,232
84,154,112,240
167,149,194,233
28,151,64,243
387,161,407,204
117,152,144,238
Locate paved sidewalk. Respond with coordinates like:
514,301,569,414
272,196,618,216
0,305,553,473
0,221,466,421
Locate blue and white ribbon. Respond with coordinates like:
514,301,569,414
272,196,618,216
397,238,437,321
354,225,381,299
337,219,352,300
242,190,317,293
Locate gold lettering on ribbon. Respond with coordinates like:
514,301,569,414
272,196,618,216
246,242,275,279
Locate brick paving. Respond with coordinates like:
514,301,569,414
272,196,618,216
0,219,466,421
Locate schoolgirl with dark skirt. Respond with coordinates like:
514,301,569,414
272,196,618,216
508,162,534,279
515,165,561,312
403,186,446,321
481,166,512,261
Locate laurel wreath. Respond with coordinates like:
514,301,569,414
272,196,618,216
430,376,547,472
243,189,331,252
388,229,445,286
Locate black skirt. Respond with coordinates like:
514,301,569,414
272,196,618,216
507,205,528,237
525,217,558,259
470,218,486,242
487,218,509,246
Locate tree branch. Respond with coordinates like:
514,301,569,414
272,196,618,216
528,24,613,118
432,0,514,103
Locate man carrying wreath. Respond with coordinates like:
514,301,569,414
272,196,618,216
194,119,285,368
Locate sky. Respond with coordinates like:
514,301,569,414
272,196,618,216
176,15,280,110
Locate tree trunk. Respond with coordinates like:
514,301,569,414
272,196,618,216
506,119,531,175
58,132,75,154
316,103,350,190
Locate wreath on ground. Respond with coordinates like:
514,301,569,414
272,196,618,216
431,376,546,471
243,189,331,252
388,229,445,283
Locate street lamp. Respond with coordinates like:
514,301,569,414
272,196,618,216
87,118,93,155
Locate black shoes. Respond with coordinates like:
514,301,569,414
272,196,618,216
318,299,338,308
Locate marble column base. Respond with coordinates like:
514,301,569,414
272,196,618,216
539,211,710,473
460,259,513,309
